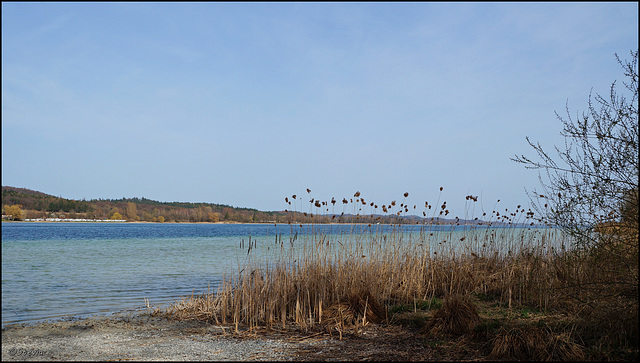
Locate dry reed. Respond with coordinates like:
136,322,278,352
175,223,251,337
162,191,637,358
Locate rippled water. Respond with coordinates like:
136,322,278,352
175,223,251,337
1,222,561,325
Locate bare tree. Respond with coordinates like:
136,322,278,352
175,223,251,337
513,50,638,248
513,51,638,302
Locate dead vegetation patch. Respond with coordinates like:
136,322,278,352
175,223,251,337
421,294,479,336
487,324,586,361
321,290,386,338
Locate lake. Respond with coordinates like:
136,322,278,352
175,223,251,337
1,222,562,326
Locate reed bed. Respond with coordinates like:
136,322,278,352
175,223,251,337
164,191,638,360
169,228,569,326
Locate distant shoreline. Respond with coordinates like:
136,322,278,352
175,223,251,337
2,219,546,228
3,219,265,224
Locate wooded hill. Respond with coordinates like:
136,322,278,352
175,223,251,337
2,186,490,225
1,186,287,223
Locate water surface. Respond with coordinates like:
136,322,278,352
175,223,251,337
2,222,560,325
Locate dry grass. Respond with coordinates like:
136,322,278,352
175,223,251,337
161,191,638,360
488,325,586,361
421,294,479,336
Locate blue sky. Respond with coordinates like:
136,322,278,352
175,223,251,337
2,2,638,218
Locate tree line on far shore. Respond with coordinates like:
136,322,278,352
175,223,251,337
2,186,461,225
1,187,286,223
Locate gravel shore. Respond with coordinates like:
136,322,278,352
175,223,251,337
2,310,467,361
2,312,304,361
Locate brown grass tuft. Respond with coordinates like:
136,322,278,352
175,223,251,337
488,325,586,361
573,296,639,350
323,302,355,323
421,294,479,336
322,290,386,331
546,331,587,361
489,325,547,360
349,290,386,324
